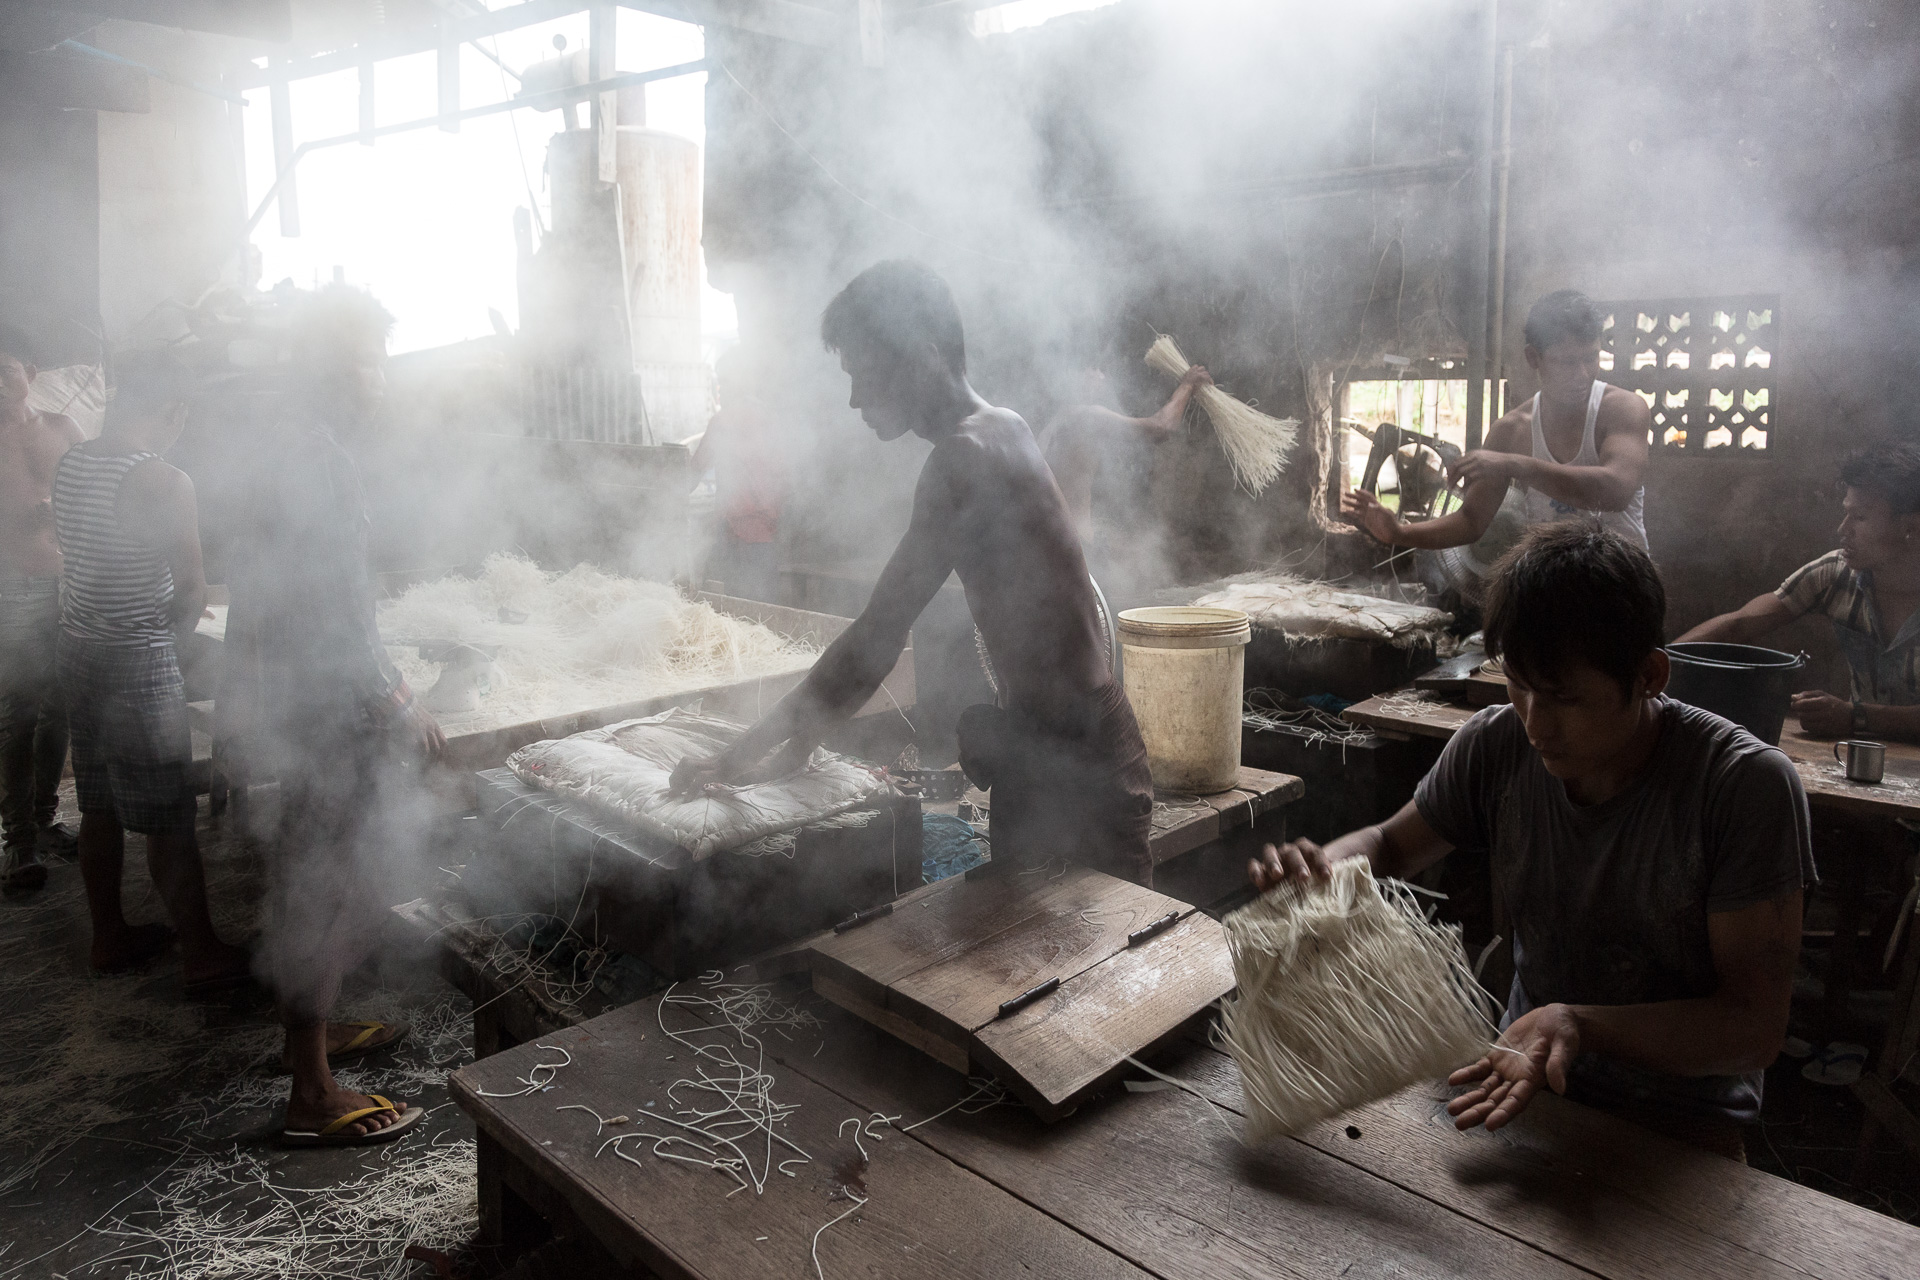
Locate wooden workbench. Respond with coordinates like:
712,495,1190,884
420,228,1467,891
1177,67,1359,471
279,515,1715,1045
1347,684,1920,823
401,765,1302,1059
452,987,1920,1280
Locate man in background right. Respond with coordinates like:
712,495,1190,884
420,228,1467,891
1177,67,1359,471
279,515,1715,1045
1682,439,1920,741
1343,290,1652,554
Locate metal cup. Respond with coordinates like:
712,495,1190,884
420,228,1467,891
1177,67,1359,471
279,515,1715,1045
1834,739,1887,785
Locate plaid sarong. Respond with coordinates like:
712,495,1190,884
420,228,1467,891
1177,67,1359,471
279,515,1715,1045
58,635,195,833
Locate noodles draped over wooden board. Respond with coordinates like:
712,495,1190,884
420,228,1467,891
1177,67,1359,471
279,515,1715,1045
1144,334,1298,495
1217,858,1495,1141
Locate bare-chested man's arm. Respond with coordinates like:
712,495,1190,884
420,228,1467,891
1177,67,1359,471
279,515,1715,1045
1341,441,1513,549
0,397,82,578
672,445,959,789
1448,386,1650,512
1042,366,1210,528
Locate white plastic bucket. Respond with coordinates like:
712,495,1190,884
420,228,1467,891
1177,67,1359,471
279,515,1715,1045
1117,606,1251,794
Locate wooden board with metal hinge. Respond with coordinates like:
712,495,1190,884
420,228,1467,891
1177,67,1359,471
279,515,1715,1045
780,863,1234,1121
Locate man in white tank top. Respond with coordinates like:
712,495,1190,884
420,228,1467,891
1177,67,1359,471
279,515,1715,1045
1343,290,1651,553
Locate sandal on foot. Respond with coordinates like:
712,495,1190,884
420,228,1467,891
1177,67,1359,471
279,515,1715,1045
2,847,46,895
37,822,78,859
280,1094,424,1148
280,1020,411,1070
1801,1042,1869,1086
331,1020,409,1062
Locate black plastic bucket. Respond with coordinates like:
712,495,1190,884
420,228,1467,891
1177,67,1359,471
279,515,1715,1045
1663,642,1807,746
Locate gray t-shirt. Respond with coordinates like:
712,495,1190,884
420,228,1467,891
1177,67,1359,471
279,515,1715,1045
1414,697,1815,1123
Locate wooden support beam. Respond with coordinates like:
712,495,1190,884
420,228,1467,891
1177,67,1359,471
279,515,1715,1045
268,65,298,235
51,0,292,41
357,54,374,145
0,48,148,111
618,0,840,49
233,0,587,90
590,2,615,183
236,0,840,94
437,14,459,132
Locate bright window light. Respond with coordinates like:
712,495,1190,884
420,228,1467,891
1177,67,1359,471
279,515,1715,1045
971,0,1124,36
242,9,736,355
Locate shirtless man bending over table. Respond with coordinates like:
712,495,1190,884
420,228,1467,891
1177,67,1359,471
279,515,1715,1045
673,260,1157,885
0,331,83,893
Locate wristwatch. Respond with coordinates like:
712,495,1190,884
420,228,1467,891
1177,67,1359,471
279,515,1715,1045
1852,700,1869,734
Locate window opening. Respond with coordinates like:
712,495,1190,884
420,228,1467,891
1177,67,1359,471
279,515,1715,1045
1595,295,1776,454
1338,360,1500,515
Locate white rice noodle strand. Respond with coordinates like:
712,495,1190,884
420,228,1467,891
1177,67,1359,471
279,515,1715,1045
1217,858,1495,1140
1144,334,1298,495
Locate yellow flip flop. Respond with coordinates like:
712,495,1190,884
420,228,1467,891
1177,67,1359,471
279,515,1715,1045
330,1020,410,1062
281,1020,411,1070
280,1094,424,1148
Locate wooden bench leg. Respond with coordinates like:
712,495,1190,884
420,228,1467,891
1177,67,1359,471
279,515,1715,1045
1819,842,1870,1040
477,1130,551,1256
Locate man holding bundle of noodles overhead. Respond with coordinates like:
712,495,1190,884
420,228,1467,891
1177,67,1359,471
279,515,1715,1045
672,260,1157,886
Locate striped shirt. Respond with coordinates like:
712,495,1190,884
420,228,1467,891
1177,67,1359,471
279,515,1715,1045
51,446,175,648
1775,550,1920,705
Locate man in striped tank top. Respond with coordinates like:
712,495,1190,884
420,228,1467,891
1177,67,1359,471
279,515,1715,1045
1341,290,1652,556
51,351,250,985
0,330,83,893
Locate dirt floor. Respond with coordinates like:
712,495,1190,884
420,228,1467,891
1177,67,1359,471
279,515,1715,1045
0,785,481,1280
1,783,1916,1279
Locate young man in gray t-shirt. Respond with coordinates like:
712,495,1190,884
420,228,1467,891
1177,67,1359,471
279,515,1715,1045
1252,522,1814,1159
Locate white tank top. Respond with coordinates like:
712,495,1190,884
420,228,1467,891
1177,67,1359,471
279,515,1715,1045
1522,380,1648,550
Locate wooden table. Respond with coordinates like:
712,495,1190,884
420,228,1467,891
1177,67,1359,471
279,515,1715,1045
926,764,1304,909
452,987,1920,1280
1347,684,1920,823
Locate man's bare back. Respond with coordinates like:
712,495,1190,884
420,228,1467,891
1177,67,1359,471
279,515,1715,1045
0,404,83,578
928,408,1112,718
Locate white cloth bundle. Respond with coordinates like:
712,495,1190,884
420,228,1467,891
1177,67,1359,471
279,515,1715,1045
28,364,107,439
1218,858,1493,1140
506,707,884,860
1195,579,1452,648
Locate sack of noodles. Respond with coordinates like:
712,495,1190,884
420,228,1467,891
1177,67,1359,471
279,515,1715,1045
506,707,885,860
1217,857,1494,1140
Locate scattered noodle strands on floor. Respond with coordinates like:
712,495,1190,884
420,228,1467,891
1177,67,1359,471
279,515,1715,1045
1216,858,1495,1141
1145,334,1298,494
87,1141,476,1280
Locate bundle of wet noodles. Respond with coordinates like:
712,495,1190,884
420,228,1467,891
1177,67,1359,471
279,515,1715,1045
1144,333,1297,494
1217,858,1493,1139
